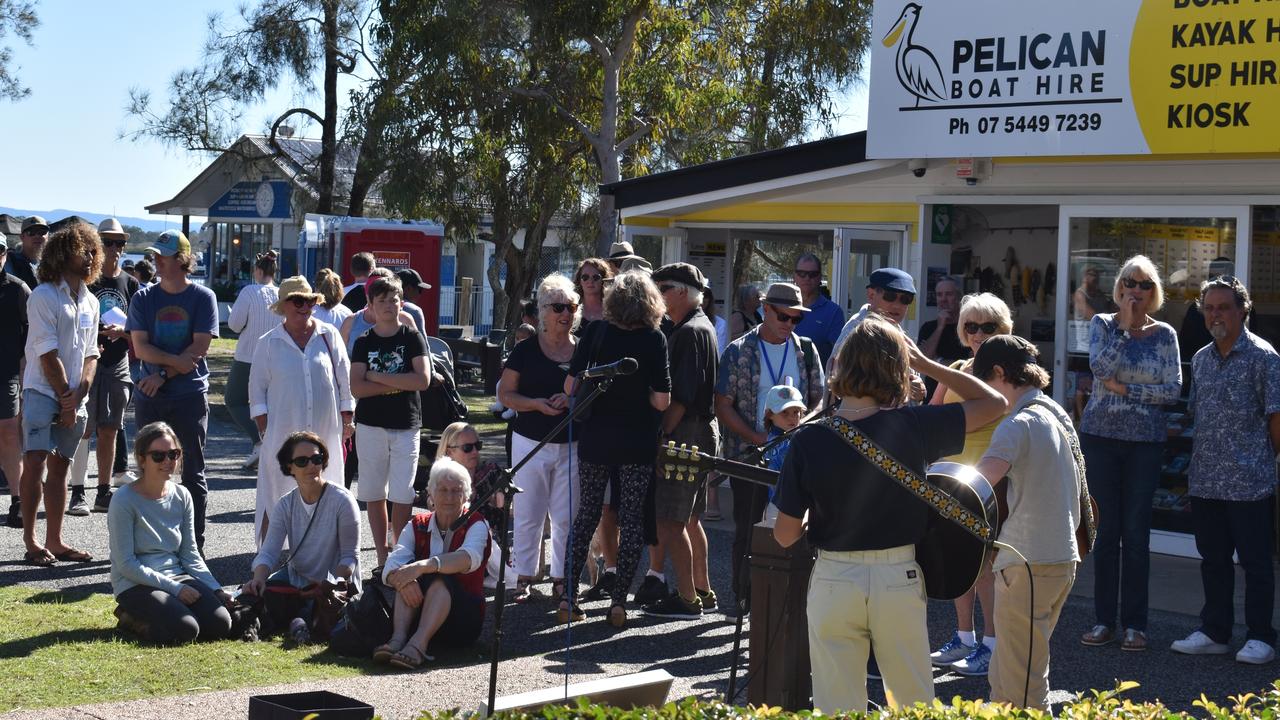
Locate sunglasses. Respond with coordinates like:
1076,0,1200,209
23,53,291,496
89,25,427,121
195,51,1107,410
772,308,804,325
290,453,327,468
880,289,915,306
794,269,821,279
543,303,577,314
579,273,603,282
448,441,483,453
964,321,1000,335
102,239,127,249
289,297,318,309
146,449,182,463
1122,278,1155,291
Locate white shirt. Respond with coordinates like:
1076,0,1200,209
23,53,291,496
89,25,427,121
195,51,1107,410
312,303,353,331
23,278,100,402
228,283,280,363
383,512,490,579
248,321,355,545
755,336,800,430
713,315,728,355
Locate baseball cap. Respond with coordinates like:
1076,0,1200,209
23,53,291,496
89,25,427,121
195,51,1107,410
764,384,806,416
395,268,432,291
146,230,191,257
21,216,49,234
651,262,708,292
868,267,916,294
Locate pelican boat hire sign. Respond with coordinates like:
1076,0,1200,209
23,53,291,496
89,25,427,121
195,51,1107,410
867,0,1280,158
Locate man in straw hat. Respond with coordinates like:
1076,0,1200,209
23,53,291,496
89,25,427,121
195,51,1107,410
714,281,826,609
126,230,220,552
67,219,140,517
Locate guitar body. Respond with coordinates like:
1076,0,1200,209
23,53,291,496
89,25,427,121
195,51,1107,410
916,462,1001,600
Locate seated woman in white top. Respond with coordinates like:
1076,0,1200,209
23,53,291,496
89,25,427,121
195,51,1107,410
108,422,232,645
376,458,491,670
242,431,361,631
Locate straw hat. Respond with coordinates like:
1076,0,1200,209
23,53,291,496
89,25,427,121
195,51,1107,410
271,275,325,314
97,217,130,240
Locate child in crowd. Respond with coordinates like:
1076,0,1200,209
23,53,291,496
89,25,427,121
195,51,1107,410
762,383,806,520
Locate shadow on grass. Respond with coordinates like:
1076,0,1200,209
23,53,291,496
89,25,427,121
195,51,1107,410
24,586,103,605
0,626,120,659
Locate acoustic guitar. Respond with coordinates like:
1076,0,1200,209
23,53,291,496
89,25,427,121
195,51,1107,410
656,443,1000,600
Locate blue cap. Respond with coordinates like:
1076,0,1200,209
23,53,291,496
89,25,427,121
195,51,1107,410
146,230,191,257
868,267,916,294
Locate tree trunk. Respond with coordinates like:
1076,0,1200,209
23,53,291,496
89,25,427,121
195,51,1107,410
347,108,386,218
316,0,340,214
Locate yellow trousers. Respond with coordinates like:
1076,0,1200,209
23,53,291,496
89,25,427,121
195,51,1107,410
988,561,1076,710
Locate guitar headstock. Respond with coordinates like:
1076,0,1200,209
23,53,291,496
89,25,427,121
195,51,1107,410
660,441,711,483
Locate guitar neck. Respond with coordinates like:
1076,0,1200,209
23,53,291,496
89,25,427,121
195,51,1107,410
658,442,779,487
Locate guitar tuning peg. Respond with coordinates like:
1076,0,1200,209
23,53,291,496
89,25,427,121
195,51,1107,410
690,445,699,455
666,440,676,453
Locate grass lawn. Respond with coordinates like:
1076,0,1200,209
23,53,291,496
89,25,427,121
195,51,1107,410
0,584,371,712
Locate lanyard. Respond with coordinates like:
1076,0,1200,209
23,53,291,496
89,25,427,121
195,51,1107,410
760,337,790,387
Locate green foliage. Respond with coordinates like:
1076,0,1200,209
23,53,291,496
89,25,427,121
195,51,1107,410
0,0,38,101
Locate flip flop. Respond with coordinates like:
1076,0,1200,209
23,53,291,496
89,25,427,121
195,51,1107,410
52,548,93,563
388,644,428,670
24,549,56,567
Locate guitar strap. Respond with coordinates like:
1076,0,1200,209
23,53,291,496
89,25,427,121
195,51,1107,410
817,416,993,542
1022,397,1099,553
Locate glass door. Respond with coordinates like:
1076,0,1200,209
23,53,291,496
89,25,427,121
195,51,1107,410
835,227,904,319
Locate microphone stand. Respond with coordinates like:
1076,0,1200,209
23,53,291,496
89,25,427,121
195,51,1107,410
460,375,617,715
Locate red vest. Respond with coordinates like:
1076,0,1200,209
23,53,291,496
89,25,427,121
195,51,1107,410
411,511,492,601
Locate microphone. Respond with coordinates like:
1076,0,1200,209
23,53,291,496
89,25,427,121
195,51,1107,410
580,357,639,380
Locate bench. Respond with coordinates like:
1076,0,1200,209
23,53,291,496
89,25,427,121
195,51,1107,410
442,337,503,394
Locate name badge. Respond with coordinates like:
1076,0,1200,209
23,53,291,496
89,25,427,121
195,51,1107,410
79,312,94,330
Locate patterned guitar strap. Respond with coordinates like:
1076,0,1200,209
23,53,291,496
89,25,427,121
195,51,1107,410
1024,397,1098,551
817,416,994,543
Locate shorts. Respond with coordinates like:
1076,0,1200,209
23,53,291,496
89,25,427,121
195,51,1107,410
0,376,18,421
86,372,132,431
354,424,420,504
21,389,87,458
654,417,719,523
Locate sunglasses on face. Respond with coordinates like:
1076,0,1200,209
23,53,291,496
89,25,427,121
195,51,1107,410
448,441,483,453
1122,278,1155,291
102,239,127,249
579,274,602,282
146,449,182,463
880,289,915,306
794,269,821,279
290,453,327,468
964,321,1000,335
543,303,576,314
289,297,318,309
772,309,804,324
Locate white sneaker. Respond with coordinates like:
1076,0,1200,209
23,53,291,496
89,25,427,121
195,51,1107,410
1236,640,1276,665
112,471,138,486
1170,630,1230,655
241,443,261,470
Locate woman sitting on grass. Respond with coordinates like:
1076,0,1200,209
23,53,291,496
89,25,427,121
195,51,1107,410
240,432,361,639
108,422,232,645
376,457,492,669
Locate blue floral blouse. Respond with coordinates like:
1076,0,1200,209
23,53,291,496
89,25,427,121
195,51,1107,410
1079,313,1182,443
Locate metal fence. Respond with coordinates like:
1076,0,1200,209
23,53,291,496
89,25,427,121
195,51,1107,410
438,285,496,337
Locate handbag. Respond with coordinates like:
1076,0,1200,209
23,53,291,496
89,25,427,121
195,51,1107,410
1025,397,1099,557
420,353,469,430
327,576,396,657
571,321,609,421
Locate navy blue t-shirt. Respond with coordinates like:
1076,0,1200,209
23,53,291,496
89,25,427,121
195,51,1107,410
126,282,219,397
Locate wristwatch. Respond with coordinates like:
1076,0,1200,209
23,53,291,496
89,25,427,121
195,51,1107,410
157,368,169,380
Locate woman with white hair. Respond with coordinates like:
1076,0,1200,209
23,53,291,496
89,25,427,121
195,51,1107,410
498,273,580,602
378,457,492,669
1079,255,1181,652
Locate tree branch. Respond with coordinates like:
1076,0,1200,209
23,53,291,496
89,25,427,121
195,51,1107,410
613,0,650,68
510,87,600,146
269,106,325,148
615,119,655,153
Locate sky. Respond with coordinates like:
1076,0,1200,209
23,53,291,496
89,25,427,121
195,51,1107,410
0,2,868,225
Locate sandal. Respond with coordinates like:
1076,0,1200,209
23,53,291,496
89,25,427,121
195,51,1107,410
373,641,403,663
388,644,428,670
551,580,567,602
556,597,585,623
608,603,627,629
52,547,93,563
1121,628,1148,651
512,578,536,603
23,548,56,567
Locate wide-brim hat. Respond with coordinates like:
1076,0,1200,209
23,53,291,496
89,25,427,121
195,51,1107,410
608,240,636,259
761,282,809,312
97,217,130,240
618,256,653,274
272,275,325,314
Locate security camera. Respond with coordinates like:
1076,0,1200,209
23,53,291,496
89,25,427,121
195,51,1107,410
908,158,928,178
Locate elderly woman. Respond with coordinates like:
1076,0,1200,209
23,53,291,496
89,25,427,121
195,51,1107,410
435,421,506,585
109,422,232,644
378,457,492,670
248,276,354,546
573,258,613,331
926,292,1013,675
560,271,672,628
242,432,361,635
499,274,580,601
1079,255,1181,652
226,251,280,469
312,268,353,331
773,317,1006,713
728,284,761,341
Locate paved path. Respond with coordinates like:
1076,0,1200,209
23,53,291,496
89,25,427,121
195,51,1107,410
3,410,1278,718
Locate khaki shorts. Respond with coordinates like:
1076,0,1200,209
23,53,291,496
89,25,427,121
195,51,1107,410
654,417,719,524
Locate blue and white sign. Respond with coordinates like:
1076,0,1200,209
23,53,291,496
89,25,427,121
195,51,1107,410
210,180,292,219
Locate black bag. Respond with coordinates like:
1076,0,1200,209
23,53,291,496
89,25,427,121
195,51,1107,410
420,354,469,430
572,321,609,421
327,577,397,657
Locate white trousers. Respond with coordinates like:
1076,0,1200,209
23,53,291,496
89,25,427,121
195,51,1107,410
510,431,579,579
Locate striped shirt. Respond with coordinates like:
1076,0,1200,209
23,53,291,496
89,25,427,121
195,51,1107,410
228,282,280,363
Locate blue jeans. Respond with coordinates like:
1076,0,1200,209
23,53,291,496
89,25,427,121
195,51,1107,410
134,391,209,551
1081,433,1163,631
1192,496,1276,645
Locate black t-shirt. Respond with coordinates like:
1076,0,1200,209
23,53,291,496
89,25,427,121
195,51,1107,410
665,308,717,420
90,271,140,376
504,335,576,443
774,404,965,551
918,320,970,364
352,325,428,429
3,252,37,289
568,321,671,465
341,283,367,314
0,272,30,380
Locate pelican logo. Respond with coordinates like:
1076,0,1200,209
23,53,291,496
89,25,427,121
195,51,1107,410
882,3,947,108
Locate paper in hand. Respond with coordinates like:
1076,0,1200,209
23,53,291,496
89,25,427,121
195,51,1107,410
101,307,128,326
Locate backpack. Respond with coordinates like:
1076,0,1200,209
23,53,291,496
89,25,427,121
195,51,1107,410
327,577,397,657
420,353,469,430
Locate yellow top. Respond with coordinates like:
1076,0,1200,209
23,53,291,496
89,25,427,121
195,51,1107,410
941,358,1005,466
